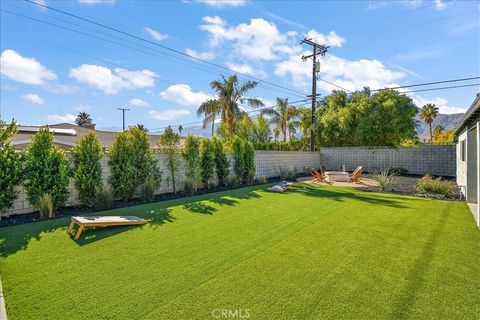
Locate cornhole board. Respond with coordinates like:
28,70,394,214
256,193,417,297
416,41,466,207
67,216,147,240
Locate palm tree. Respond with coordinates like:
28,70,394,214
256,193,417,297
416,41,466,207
262,98,297,142
419,103,439,143
288,121,298,141
197,75,264,140
298,107,311,138
75,111,92,127
273,127,280,142
197,99,220,137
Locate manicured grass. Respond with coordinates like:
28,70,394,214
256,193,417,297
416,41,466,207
0,184,479,319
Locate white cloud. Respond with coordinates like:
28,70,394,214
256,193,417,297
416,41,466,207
195,0,246,8
304,30,346,48
145,27,168,41
79,0,115,4
45,113,76,123
149,109,191,121
410,95,467,114
160,84,213,107
21,93,45,105
0,49,57,85
275,53,405,92
226,62,266,77
32,0,46,6
69,64,157,94
185,49,215,61
129,98,149,107
74,104,91,111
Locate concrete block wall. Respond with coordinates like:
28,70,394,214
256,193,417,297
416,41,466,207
320,145,456,176
2,151,320,217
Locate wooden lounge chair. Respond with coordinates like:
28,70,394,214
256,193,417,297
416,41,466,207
311,169,326,183
320,165,327,174
67,216,147,240
349,166,363,183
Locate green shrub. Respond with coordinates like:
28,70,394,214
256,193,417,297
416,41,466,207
417,178,453,198
108,131,137,201
0,120,23,212
232,136,245,183
130,128,160,187
159,126,181,194
258,176,268,184
183,135,201,192
372,168,397,192
24,129,69,211
212,137,230,186
388,167,408,176
93,184,114,211
70,132,103,207
201,138,215,187
37,193,53,218
243,140,255,184
140,176,158,202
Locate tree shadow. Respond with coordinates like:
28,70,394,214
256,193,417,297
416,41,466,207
145,208,175,229
209,197,239,206
183,202,216,215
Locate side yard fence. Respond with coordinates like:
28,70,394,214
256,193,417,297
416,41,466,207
4,151,320,217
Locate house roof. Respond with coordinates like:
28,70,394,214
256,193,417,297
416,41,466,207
454,93,480,135
12,123,163,149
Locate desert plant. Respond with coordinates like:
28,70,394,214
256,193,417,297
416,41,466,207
243,140,255,184
201,138,215,187
183,135,202,192
232,136,245,183
37,193,53,218
0,120,23,212
140,176,158,202
70,132,103,207
158,126,181,194
24,129,69,210
372,168,397,192
213,137,230,186
417,177,453,198
388,167,408,176
93,184,114,211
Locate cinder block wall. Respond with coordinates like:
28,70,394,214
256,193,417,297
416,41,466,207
3,151,320,217
320,145,455,176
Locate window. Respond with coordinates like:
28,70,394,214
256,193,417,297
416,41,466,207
460,140,466,162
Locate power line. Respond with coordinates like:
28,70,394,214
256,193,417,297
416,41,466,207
399,83,479,94
24,0,309,98
371,76,480,92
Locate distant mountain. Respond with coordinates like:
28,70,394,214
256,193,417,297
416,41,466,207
415,112,464,140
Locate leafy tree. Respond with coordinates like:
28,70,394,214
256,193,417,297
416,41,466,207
130,128,160,187
252,114,271,143
288,121,298,141
419,103,439,144
130,123,148,132
75,111,92,127
198,75,264,140
432,124,444,143
0,120,23,212
24,129,69,210
298,107,311,138
232,136,245,183
243,140,255,184
200,138,215,187
435,129,454,144
71,132,103,206
273,127,280,142
197,99,221,137
108,131,137,201
158,126,181,194
262,98,297,142
183,134,202,192
212,137,230,186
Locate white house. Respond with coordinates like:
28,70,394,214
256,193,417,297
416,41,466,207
454,93,480,227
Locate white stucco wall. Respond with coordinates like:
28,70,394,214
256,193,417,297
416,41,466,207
456,130,468,197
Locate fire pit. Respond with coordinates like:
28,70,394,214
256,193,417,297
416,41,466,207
325,171,350,182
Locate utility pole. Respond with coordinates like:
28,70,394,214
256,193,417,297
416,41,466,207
301,38,328,151
117,108,130,131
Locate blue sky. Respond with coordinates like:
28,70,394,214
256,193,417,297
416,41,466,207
1,0,479,132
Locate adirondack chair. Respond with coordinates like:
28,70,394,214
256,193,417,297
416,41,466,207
349,166,363,183
311,169,326,183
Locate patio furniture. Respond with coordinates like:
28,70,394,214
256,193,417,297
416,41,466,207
67,216,147,240
325,171,350,182
320,165,327,174
349,166,363,183
268,181,294,192
339,164,346,172
311,169,327,183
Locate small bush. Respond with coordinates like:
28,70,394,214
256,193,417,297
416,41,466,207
37,194,53,219
213,137,229,186
183,135,201,192
200,138,215,187
372,168,397,192
93,184,114,211
232,137,245,183
417,178,453,198
243,140,255,184
258,176,268,184
389,167,408,176
139,176,158,202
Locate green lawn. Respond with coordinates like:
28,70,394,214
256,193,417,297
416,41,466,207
0,184,479,319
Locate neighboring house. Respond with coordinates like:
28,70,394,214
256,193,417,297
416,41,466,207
11,123,163,150
454,93,480,227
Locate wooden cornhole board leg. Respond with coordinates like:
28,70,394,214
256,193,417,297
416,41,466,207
74,225,84,240
67,221,75,234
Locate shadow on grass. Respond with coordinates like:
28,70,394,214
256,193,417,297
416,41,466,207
183,202,216,215
389,202,451,319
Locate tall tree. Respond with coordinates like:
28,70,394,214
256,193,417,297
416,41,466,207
198,75,264,140
419,103,439,144
298,107,311,138
75,111,92,127
273,127,280,142
197,99,221,137
158,126,181,194
0,120,23,212
262,98,297,142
